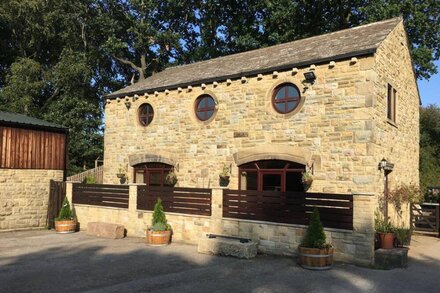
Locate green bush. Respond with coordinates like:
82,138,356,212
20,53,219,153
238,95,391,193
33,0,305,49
57,197,74,221
394,227,411,247
374,211,393,233
151,198,170,231
83,175,96,184
301,208,329,249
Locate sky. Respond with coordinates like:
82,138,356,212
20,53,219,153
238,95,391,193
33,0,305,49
418,60,440,106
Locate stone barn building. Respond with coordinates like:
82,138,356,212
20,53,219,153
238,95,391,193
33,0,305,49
81,17,419,265
0,112,68,231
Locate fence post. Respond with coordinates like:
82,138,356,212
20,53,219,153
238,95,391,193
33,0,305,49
65,182,73,204
128,184,138,213
210,187,225,234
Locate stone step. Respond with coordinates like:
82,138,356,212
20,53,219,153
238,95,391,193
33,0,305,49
86,222,125,239
198,235,258,259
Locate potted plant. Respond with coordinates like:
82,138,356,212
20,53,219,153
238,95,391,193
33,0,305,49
146,198,172,246
394,226,412,247
116,167,126,178
219,164,230,187
54,197,77,233
301,171,313,191
374,211,394,249
298,208,334,270
165,171,178,186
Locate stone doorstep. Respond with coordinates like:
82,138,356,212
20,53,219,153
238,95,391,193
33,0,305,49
374,248,408,269
86,222,125,239
197,236,258,259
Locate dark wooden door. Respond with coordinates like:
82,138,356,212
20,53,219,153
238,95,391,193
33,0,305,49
47,180,66,228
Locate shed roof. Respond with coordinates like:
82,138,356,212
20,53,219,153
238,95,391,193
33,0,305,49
108,17,402,99
0,111,68,132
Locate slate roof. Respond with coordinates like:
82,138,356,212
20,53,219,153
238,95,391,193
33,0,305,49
0,111,68,132
108,17,402,99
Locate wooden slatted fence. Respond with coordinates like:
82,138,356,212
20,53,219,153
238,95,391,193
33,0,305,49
137,186,212,216
223,189,353,230
410,203,439,237
72,183,129,209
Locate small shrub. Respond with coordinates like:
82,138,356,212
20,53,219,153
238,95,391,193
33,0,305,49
83,175,96,184
374,211,393,233
394,227,411,247
389,184,422,216
151,198,170,231
301,209,329,249
57,197,74,221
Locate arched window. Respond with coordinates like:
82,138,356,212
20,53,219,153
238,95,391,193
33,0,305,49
138,104,154,126
239,160,305,192
133,162,172,186
272,83,301,114
195,95,216,121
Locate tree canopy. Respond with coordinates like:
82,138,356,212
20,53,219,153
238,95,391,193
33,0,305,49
420,105,440,192
0,0,439,174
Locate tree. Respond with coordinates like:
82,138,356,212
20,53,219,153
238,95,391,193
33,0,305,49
420,105,440,192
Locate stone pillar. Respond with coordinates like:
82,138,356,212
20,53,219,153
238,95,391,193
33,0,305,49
210,187,225,234
128,184,138,212
352,192,376,266
65,182,74,204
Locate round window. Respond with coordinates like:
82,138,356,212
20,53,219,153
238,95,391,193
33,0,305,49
272,83,301,114
138,103,154,126
195,95,216,121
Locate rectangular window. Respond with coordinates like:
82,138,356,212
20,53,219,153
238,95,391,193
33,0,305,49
387,84,396,123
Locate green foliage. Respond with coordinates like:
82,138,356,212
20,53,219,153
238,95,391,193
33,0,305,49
301,209,328,249
57,197,74,221
83,175,96,184
151,198,167,227
394,226,411,247
389,184,423,216
420,105,440,194
374,211,393,233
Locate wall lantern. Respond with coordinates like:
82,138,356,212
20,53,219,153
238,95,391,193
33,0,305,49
378,158,394,172
303,71,316,82
124,100,131,110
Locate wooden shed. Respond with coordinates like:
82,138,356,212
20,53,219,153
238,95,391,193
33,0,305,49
0,111,68,173
0,111,68,231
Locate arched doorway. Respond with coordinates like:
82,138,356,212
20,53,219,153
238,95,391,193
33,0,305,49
133,162,173,186
239,160,305,192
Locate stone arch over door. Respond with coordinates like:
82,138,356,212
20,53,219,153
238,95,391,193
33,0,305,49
233,145,312,166
128,152,177,167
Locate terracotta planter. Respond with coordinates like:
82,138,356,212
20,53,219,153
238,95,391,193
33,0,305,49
378,232,394,249
298,246,334,270
55,220,77,234
147,230,171,246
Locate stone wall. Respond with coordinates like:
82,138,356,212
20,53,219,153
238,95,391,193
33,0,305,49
0,169,64,231
69,183,375,266
104,55,382,197
372,21,420,227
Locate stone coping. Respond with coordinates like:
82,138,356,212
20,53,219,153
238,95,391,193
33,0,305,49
222,217,353,233
74,203,129,211
138,210,211,219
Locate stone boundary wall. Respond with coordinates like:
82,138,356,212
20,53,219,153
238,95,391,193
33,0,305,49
0,169,64,231
68,183,375,266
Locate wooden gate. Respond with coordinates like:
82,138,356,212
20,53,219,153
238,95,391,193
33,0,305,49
47,180,66,228
410,203,440,237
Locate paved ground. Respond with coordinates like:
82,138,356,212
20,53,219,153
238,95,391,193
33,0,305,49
0,230,439,293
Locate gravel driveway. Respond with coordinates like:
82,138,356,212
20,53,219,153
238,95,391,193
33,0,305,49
0,230,439,292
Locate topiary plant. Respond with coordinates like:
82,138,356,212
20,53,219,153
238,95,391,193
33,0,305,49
301,208,329,249
151,198,170,231
57,197,75,221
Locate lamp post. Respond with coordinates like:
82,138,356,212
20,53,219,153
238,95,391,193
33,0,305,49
378,158,394,220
